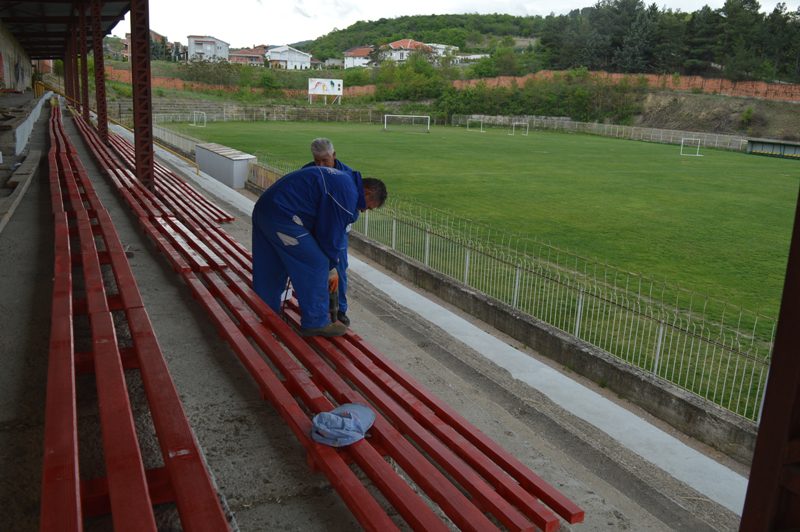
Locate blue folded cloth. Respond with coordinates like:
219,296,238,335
311,403,376,447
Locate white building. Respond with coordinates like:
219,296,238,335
456,53,491,63
187,35,229,61
266,45,311,70
426,43,459,58
382,39,431,63
343,46,373,69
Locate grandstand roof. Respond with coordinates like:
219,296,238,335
0,1,130,59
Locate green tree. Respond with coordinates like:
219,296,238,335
493,47,520,75
651,9,687,73
683,6,722,75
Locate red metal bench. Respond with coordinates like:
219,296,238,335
73,112,585,531
40,103,228,531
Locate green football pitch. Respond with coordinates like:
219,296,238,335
167,120,799,317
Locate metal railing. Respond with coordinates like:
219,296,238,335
452,114,749,151
352,200,773,422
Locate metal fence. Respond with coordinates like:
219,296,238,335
452,114,749,151
352,200,774,422
145,105,391,126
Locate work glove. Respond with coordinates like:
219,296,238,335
328,268,339,293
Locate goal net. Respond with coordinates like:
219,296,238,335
680,138,702,156
190,110,207,127
509,121,529,136
384,114,431,132
467,118,485,133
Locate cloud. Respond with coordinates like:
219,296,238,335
294,5,311,18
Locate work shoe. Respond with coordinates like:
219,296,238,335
300,321,347,337
337,311,350,327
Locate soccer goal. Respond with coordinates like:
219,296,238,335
384,114,431,133
509,121,529,136
680,137,703,156
189,110,207,127
467,118,485,133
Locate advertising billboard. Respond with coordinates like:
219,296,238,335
308,78,343,96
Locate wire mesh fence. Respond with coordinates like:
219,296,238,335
451,114,749,151
352,200,774,422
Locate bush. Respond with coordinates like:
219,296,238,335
434,72,645,123
740,107,754,128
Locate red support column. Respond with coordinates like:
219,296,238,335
740,187,800,529
71,31,80,110
79,3,90,122
64,40,73,104
62,42,72,99
129,0,155,190
91,0,109,143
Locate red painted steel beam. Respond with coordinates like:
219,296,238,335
181,272,400,531
91,0,108,143
106,134,235,223
78,4,90,122
740,185,800,528
81,466,173,518
203,271,448,531
57,115,157,530
129,0,155,190
40,213,81,532
232,283,501,530
342,332,585,525
330,332,565,529
282,306,538,531
60,110,229,529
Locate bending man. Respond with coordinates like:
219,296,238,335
303,137,355,325
252,165,387,337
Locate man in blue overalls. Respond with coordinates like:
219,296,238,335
252,165,387,337
303,138,355,326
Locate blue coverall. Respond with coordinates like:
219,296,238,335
302,158,354,314
252,166,365,329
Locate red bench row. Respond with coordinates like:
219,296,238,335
40,102,228,531
73,112,584,531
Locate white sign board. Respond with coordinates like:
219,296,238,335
308,78,343,96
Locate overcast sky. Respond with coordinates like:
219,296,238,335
111,0,800,49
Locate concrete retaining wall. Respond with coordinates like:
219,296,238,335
13,92,51,155
350,233,758,465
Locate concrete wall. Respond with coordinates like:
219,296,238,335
14,92,51,155
350,233,758,465
0,22,33,92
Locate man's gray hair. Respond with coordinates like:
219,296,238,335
310,137,334,157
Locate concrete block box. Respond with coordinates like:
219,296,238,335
195,142,256,189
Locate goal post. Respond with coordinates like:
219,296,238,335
509,121,529,136
680,137,703,156
467,118,485,133
383,114,431,132
190,110,207,127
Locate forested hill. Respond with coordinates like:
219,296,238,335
297,2,800,83
297,14,541,58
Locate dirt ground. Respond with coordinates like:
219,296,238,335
636,91,800,140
